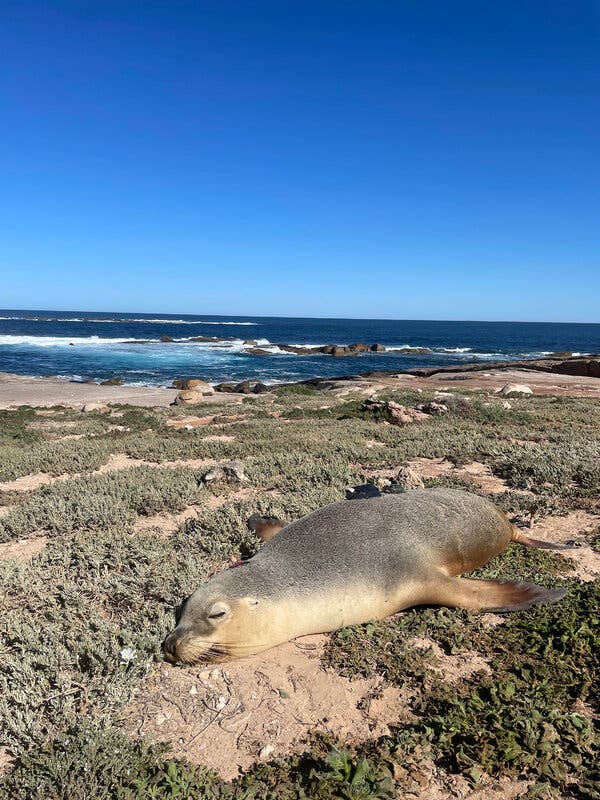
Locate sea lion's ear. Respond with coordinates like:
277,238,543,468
207,601,231,623
245,597,260,607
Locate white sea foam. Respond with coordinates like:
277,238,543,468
0,315,256,325
0,335,150,346
439,347,472,353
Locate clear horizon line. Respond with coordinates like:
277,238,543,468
0,306,598,326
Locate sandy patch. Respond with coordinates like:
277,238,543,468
0,473,57,492
419,775,531,800
166,416,216,429
202,434,236,443
366,458,525,495
122,635,406,780
133,508,200,538
0,537,47,562
0,454,214,494
525,511,600,582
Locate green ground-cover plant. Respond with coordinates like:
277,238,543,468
0,388,598,798
0,466,205,541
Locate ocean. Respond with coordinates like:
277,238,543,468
0,310,598,387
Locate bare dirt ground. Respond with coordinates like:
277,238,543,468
0,537,47,562
122,635,407,780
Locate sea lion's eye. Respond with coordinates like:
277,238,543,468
207,601,229,620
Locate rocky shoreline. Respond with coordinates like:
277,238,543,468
2,353,600,408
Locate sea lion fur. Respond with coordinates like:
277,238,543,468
164,489,566,664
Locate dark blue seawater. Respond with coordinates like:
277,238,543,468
0,310,598,386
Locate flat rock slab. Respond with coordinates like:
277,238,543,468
344,369,600,398
0,373,242,409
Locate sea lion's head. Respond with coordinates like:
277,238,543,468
163,578,272,664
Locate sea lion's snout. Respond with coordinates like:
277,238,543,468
163,627,230,665
162,627,189,664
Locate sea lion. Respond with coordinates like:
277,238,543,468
163,489,566,665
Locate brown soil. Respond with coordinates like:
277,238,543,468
0,537,47,562
0,453,215,494
122,635,407,780
526,510,600,581
366,457,531,496
166,416,216,429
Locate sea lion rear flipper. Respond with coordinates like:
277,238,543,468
429,576,566,612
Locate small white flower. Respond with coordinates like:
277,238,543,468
120,647,136,664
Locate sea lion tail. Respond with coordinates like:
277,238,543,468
510,525,574,550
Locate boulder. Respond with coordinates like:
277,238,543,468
348,343,370,353
363,399,428,426
416,401,448,416
203,460,248,484
386,402,428,426
243,339,258,346
202,465,226,483
186,379,214,395
160,335,174,342
370,343,386,352
100,377,123,386
331,346,352,357
173,390,202,405
395,466,425,489
499,383,533,396
171,379,214,394
81,403,110,413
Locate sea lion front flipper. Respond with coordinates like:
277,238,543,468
429,576,566,612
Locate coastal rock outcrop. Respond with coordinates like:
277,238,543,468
499,383,533,396
395,466,425,489
362,399,428,426
370,343,386,352
203,460,248,484
173,390,202,405
416,401,448,415
214,381,270,394
171,379,214,395
550,358,600,378
82,403,110,413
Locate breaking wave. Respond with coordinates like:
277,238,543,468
0,315,256,325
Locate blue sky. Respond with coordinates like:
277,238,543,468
1,1,598,321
